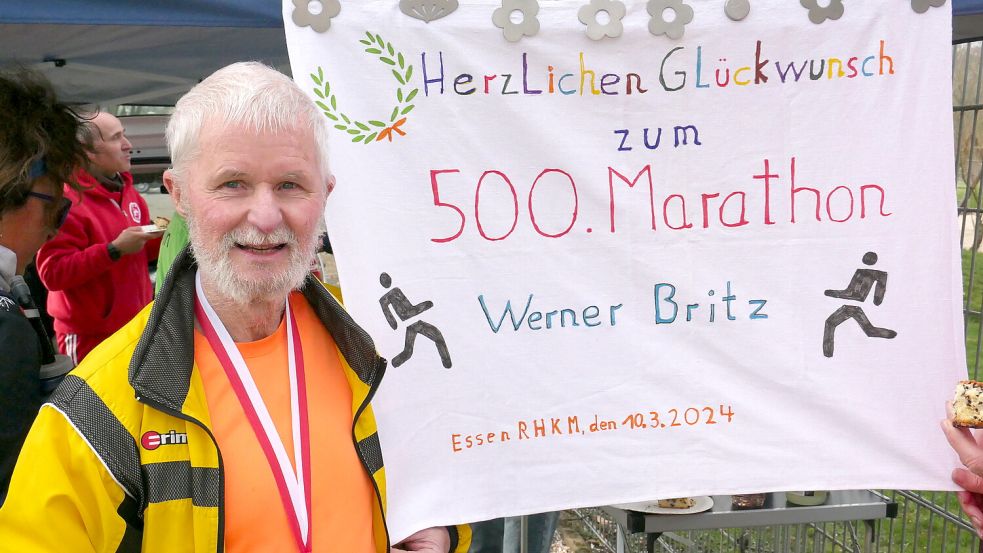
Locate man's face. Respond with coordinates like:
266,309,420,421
168,122,329,305
87,113,131,176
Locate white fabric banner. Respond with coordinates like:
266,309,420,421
284,0,965,540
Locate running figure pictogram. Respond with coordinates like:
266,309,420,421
822,251,897,358
379,272,452,368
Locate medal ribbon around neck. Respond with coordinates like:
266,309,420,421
194,273,312,552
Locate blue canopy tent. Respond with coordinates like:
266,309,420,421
0,0,287,106
0,0,982,104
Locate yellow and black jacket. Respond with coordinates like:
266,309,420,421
0,249,470,553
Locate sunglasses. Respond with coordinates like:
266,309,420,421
26,191,71,230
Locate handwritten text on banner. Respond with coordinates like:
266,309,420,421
284,1,965,541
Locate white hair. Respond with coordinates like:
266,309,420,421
166,61,331,181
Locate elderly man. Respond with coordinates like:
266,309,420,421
35,111,160,364
0,63,468,553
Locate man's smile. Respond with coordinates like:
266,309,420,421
235,242,287,254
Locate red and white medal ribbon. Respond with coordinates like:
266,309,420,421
194,273,312,552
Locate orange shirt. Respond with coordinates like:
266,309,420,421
195,292,377,553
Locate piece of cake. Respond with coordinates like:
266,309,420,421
953,380,983,428
731,493,766,509
154,216,171,230
657,497,696,509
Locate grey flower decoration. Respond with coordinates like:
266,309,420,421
401,0,459,23
799,0,843,24
647,0,694,40
492,0,541,43
911,0,946,13
578,0,626,40
292,0,341,33
724,0,751,21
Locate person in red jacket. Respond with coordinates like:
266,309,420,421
36,112,161,364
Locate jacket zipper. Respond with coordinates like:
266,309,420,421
351,356,390,552
137,394,226,553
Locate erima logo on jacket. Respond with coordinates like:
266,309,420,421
141,430,188,450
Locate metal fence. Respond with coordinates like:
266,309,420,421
569,506,886,553
552,39,983,553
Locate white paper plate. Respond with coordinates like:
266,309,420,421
139,224,165,235
612,496,714,515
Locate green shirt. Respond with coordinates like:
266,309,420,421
154,212,188,294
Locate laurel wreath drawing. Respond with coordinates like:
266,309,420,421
311,31,418,144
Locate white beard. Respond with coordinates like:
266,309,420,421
185,206,314,306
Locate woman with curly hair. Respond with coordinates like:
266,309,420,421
0,69,87,501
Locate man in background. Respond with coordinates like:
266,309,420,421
36,112,160,363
